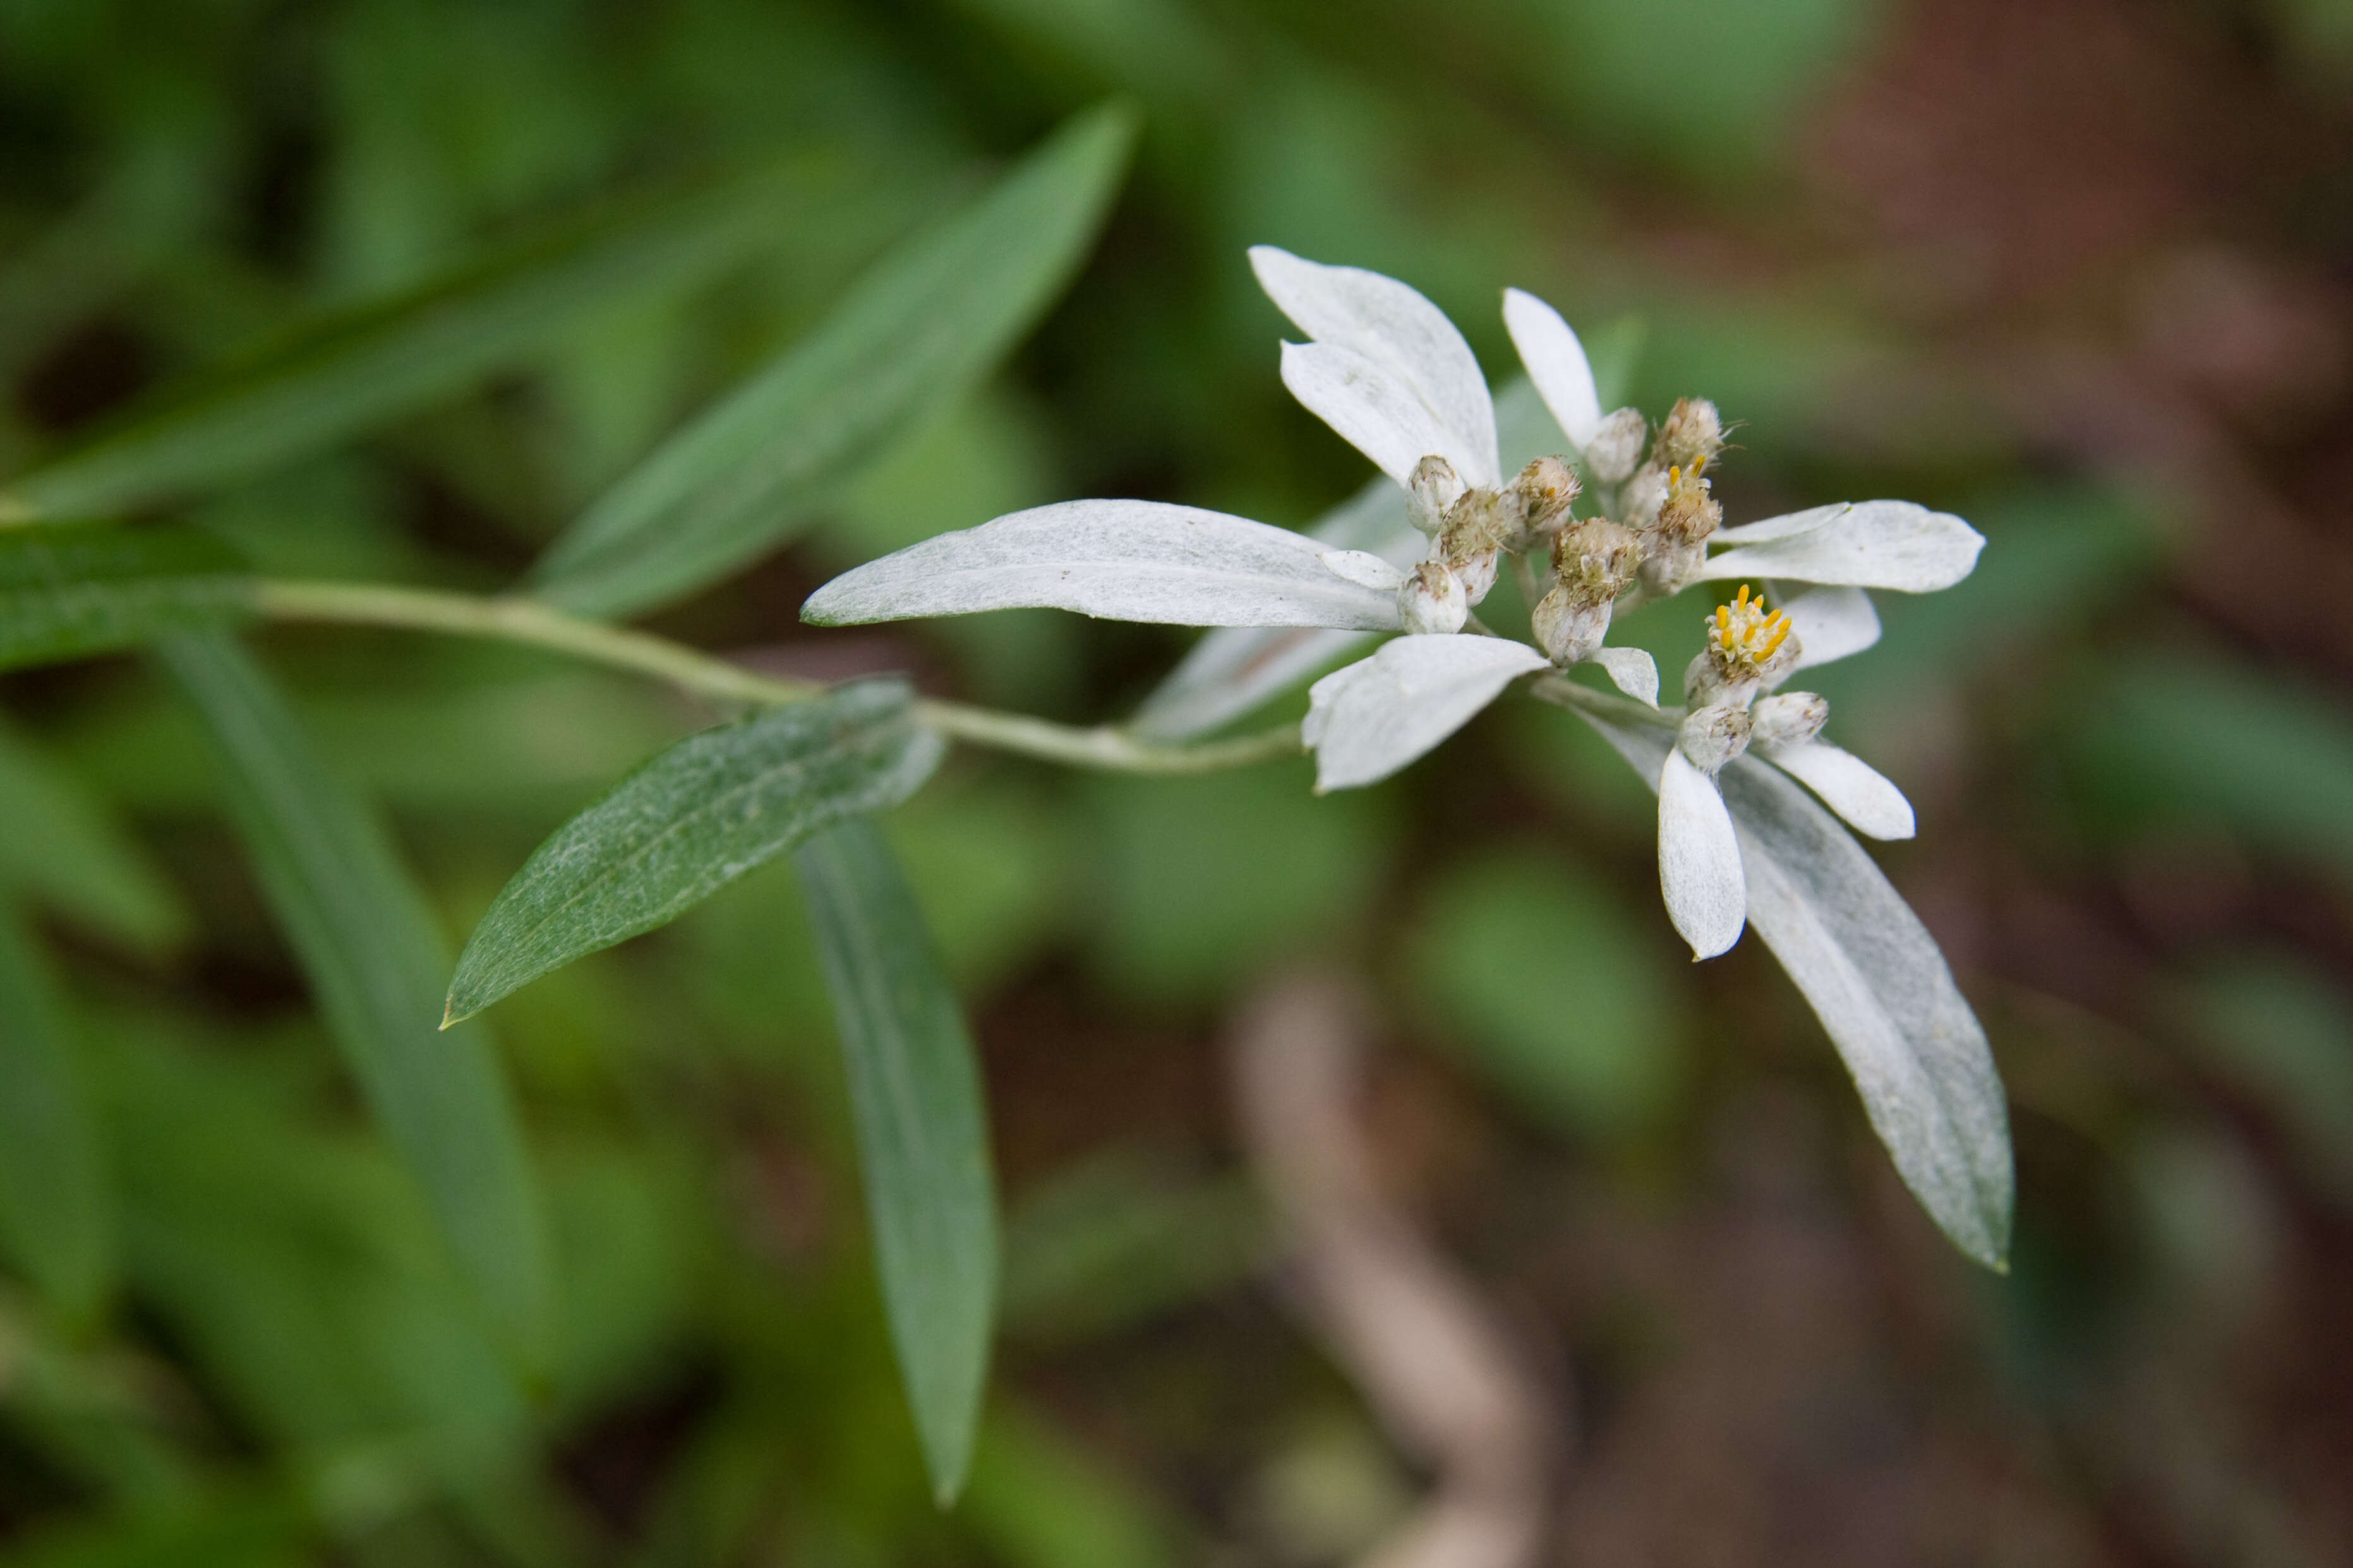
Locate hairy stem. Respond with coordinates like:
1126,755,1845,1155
251,579,1303,775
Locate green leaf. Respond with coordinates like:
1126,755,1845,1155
3,160,846,520
153,633,555,1363
446,679,944,1024
793,818,997,1506
0,906,113,1320
0,719,190,954
531,102,1137,618
0,524,251,672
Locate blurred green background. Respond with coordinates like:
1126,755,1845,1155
4,0,2353,1562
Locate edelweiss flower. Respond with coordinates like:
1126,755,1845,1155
1501,287,1984,958
803,249,2014,1270
800,254,1981,956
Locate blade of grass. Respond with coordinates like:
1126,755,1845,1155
3,158,853,520
154,632,555,1363
530,102,1136,618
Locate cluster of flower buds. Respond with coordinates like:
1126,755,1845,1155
1396,453,1582,634
1674,584,1830,781
1514,395,1732,667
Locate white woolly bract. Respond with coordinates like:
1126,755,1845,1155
1658,748,1747,958
1586,645,1659,707
1775,584,1882,673
1700,501,1985,592
1303,635,1548,791
1766,740,1916,840
1500,287,1603,452
1251,246,1499,488
802,499,1408,630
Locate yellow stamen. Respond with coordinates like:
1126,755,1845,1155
1706,583,1793,673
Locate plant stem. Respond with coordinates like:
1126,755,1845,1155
1527,671,1682,729
251,579,1304,775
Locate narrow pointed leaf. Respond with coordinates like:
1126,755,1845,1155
155,633,557,1358
1583,715,2012,1267
1700,501,1985,592
0,524,251,671
5,160,844,520
0,906,112,1319
795,818,997,1505
534,104,1136,618
447,680,944,1024
803,500,1405,631
1251,246,1498,487
1303,635,1547,791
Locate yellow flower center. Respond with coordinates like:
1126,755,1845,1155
1709,584,1791,671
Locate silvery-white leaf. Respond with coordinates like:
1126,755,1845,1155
1280,341,1491,493
1127,478,1412,739
1658,748,1747,959
1766,740,1915,840
1580,715,2013,1269
1319,548,1407,591
1700,501,1984,592
1127,378,1565,743
1776,584,1882,672
1303,635,1548,791
1251,246,1498,487
1501,288,1601,451
1709,503,1851,546
802,499,1407,631
1587,645,1659,707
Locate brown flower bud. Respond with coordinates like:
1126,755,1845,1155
1636,462,1722,597
1654,397,1724,474
1529,518,1639,667
1508,455,1580,541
